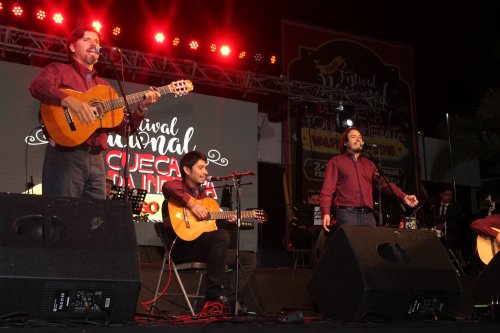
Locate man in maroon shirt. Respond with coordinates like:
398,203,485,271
29,26,161,199
320,128,419,231
471,215,500,242
162,151,257,314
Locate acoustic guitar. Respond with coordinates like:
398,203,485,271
39,80,193,147
168,197,267,241
477,227,500,265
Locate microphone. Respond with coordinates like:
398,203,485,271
361,142,378,150
95,46,121,54
207,171,256,182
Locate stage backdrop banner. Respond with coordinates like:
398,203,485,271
0,60,258,250
282,20,418,220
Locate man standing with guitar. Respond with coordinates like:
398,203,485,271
162,151,257,314
29,25,161,199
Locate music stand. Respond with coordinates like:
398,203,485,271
109,185,147,215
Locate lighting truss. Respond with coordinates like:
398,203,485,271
0,25,385,110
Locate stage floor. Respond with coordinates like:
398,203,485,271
1,247,497,332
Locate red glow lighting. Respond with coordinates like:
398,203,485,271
0,3,3,11
238,51,246,59
270,55,277,65
172,37,180,46
112,27,121,36
92,21,102,33
220,45,230,57
155,32,165,43
53,13,64,24
36,10,46,20
210,43,217,53
189,40,199,50
12,4,23,16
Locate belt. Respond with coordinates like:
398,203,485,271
338,206,373,214
51,142,102,155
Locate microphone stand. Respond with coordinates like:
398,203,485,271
445,113,458,205
375,147,383,227
228,173,253,316
366,149,407,225
106,52,144,202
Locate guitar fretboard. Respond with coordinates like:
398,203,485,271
209,211,257,220
98,81,189,113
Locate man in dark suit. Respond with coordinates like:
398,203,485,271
431,188,463,249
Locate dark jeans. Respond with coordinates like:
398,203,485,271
170,229,257,300
336,208,377,226
43,144,105,199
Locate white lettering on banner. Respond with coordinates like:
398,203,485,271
107,117,195,155
104,116,229,195
25,128,48,145
25,115,230,196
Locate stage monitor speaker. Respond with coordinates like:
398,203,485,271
472,251,500,304
309,226,462,321
0,192,141,324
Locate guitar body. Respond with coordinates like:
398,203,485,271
477,227,500,265
168,194,267,241
40,85,124,147
168,197,220,241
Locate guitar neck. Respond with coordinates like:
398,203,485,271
209,210,257,220
100,85,170,113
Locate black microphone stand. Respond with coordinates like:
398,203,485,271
228,173,254,316
366,148,407,226
106,52,144,202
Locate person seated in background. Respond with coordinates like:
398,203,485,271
431,188,466,251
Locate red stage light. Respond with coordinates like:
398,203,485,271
155,32,165,43
112,27,121,36
0,3,3,11
238,51,246,59
53,13,64,24
172,37,180,46
36,10,46,21
220,45,230,57
12,4,23,16
254,53,262,62
189,40,199,50
92,21,102,33
270,55,277,64
210,43,217,53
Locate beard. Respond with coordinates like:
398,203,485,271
84,54,99,65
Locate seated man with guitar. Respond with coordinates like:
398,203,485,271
29,25,161,199
162,151,258,313
471,196,500,265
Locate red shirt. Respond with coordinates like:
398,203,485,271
162,179,208,205
29,61,144,149
471,215,500,238
319,152,407,217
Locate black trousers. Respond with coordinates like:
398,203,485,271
336,208,377,226
170,229,257,300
